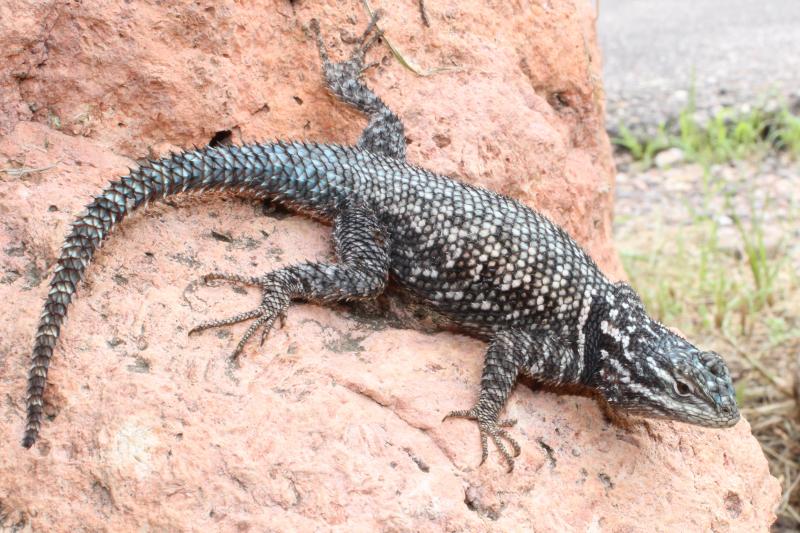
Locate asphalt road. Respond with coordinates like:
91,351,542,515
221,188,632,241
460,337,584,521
598,0,800,133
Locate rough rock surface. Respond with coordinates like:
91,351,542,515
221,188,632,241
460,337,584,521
0,1,779,531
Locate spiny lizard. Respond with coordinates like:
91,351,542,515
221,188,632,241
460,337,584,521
22,14,739,470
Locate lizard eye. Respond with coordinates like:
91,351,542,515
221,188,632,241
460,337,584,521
674,380,693,396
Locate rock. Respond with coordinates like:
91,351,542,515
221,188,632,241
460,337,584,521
654,147,685,168
0,1,779,531
0,0,621,275
673,89,690,104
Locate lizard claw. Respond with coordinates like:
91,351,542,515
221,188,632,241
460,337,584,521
444,406,522,472
352,10,385,63
310,11,385,86
260,310,287,347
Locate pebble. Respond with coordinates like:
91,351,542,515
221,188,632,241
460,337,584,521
654,148,685,169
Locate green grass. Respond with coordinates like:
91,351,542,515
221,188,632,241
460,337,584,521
620,176,789,338
677,107,767,164
613,124,670,167
613,99,800,168
771,108,800,154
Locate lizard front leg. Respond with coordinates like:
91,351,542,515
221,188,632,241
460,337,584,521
190,201,390,360
445,328,580,472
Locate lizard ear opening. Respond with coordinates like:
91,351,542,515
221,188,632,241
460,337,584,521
611,281,640,300
611,281,646,313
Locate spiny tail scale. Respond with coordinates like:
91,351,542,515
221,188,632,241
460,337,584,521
22,141,351,448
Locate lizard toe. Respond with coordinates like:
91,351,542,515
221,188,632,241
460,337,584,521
442,407,478,422
480,419,521,471
443,404,522,471
230,311,277,361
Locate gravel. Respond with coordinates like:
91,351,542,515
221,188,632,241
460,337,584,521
598,0,800,136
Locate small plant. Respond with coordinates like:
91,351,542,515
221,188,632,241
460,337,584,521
612,124,670,167
613,125,645,159
675,106,773,165
731,211,783,312
613,91,800,166
771,108,800,154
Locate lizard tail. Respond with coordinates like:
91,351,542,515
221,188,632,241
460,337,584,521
22,141,344,448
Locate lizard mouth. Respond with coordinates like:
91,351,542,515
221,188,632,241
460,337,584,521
679,413,740,428
619,405,740,428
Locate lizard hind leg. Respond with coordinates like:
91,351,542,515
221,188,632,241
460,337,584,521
309,13,407,160
189,202,390,362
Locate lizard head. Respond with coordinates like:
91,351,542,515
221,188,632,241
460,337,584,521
592,282,740,428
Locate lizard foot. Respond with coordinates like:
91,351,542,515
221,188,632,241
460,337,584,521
189,271,294,361
309,11,384,86
443,407,521,472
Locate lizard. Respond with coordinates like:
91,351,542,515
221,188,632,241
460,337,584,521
21,14,740,471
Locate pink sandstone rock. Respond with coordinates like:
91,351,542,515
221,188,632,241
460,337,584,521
0,1,779,531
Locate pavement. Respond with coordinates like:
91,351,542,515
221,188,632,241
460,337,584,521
598,0,800,134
